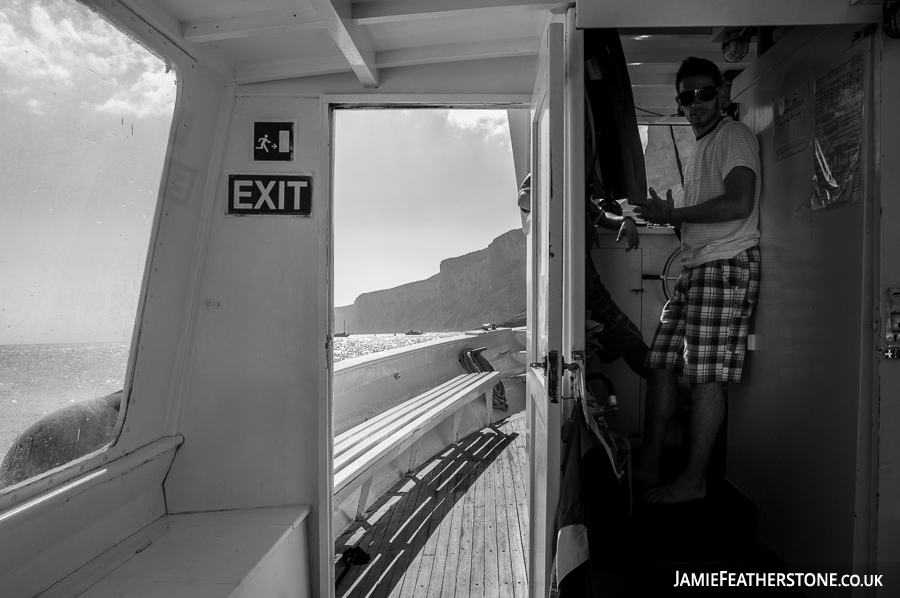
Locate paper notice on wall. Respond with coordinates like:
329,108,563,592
812,50,865,209
774,84,809,162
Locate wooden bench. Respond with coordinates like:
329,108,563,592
333,372,501,519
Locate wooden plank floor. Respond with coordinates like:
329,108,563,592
335,413,529,598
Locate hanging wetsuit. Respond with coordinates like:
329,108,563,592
584,28,647,205
582,28,650,379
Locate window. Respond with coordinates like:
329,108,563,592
0,0,176,489
640,124,696,206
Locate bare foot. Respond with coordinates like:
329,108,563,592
642,475,706,503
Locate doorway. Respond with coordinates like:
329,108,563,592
329,106,532,597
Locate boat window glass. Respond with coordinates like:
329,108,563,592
0,0,176,490
640,124,696,206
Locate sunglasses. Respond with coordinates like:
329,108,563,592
675,86,720,106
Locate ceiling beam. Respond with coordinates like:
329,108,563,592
235,55,351,84
376,37,539,68
309,0,379,87
633,96,679,112
636,115,687,125
578,0,881,27
629,72,677,87
623,49,727,65
182,9,324,43
234,37,539,83
351,0,572,24
117,0,233,81
620,36,738,53
627,62,748,73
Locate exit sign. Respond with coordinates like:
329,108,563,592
253,120,294,162
226,173,312,216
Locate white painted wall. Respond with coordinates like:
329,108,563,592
161,94,328,598
726,25,879,591
875,31,900,597
157,56,537,598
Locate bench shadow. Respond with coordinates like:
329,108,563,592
335,417,520,598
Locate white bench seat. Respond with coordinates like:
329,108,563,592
40,505,312,598
333,372,501,515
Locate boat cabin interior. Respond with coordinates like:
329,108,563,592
1,0,899,596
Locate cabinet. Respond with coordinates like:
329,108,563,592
590,227,680,441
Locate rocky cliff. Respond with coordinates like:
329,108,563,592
335,229,526,333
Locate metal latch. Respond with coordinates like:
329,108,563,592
531,350,590,403
885,288,900,359
529,356,547,371
528,351,561,403
547,350,559,403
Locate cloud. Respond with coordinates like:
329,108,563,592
445,110,511,148
96,55,176,118
0,2,175,117
25,98,47,115
0,8,71,81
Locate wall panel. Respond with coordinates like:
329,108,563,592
727,25,876,584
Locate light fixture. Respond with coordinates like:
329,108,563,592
722,29,751,63
886,0,900,40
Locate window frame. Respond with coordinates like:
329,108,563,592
0,0,186,505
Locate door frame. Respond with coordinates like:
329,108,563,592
319,95,531,598
526,9,585,596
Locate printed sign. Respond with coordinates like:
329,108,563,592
253,120,294,162
812,49,866,208
774,83,809,162
226,173,312,216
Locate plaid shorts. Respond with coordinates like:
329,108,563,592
646,246,760,383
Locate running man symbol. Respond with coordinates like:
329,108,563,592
253,121,294,162
256,134,277,152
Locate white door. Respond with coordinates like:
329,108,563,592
527,11,583,597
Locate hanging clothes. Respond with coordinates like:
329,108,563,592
584,29,647,206
554,397,632,597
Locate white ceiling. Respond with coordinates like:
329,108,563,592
120,0,883,120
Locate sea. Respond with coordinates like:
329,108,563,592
0,333,460,455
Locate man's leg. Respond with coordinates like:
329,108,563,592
633,367,678,485
643,381,725,503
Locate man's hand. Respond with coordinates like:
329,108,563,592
635,187,677,225
616,217,639,251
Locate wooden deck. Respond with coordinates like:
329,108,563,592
335,413,529,598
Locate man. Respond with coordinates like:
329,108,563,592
634,56,761,503
518,174,649,379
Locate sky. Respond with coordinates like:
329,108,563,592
0,0,176,344
332,110,521,307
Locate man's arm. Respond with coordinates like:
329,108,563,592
596,211,639,250
637,166,756,226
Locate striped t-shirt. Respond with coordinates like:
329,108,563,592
679,118,761,267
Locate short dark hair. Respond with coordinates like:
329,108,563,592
676,56,723,89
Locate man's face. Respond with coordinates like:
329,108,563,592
677,74,724,134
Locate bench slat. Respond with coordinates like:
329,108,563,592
334,373,497,475
334,373,497,477
334,374,481,458
334,372,499,498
